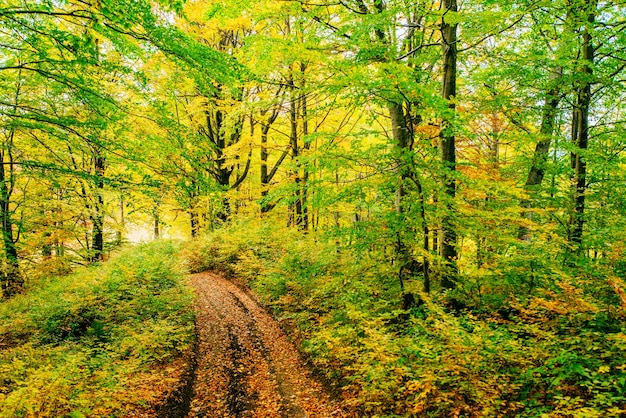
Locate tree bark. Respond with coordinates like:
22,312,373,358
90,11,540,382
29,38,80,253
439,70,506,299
260,123,269,200
519,77,562,241
54,187,64,257
153,209,160,239
190,210,199,238
389,101,415,290
260,92,285,213
569,1,596,252
202,89,246,222
300,64,310,231
414,176,431,293
0,148,21,297
440,0,459,289
288,74,305,229
369,0,423,295
90,150,105,262
0,72,22,296
116,195,125,246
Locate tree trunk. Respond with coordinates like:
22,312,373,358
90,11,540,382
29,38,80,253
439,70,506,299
389,101,415,290
260,123,269,202
153,207,160,239
259,95,284,214
1,72,22,296
0,148,21,297
54,187,64,257
300,65,310,231
90,151,105,263
190,210,199,238
216,198,231,223
519,78,562,241
569,2,595,252
116,195,125,245
289,75,304,229
205,100,246,222
42,195,52,258
439,0,459,289
414,176,431,293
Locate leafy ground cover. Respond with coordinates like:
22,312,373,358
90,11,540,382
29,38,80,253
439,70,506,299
0,241,194,418
2,218,624,417
183,217,626,417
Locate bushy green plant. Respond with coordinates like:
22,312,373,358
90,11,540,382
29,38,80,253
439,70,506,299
182,219,626,417
0,241,194,418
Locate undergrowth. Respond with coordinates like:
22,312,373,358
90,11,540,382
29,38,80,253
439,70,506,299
0,241,194,418
183,216,626,417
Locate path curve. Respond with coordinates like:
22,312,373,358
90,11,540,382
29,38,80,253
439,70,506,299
186,272,346,418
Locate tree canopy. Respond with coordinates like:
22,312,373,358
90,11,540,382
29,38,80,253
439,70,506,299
2,0,626,415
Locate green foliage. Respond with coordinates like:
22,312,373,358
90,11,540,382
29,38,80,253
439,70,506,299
1,0,626,415
0,241,194,417
186,219,626,416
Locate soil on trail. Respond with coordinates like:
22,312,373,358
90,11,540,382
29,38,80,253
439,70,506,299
186,272,346,418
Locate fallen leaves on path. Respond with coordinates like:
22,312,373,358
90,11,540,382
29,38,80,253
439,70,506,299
187,272,347,418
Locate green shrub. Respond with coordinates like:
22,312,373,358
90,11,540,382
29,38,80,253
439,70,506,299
0,241,194,418
181,220,626,417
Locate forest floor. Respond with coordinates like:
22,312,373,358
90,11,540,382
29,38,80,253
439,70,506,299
176,272,347,418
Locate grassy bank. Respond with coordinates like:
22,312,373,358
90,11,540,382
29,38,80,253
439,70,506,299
0,241,194,418
183,218,626,417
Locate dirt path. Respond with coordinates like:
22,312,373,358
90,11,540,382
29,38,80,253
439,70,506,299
186,272,346,418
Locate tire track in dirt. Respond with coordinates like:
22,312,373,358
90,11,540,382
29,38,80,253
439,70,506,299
186,272,346,418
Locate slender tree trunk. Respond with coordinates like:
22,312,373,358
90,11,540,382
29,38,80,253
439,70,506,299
153,206,160,240
343,0,424,300
288,75,304,229
439,0,459,289
519,78,562,241
214,109,231,223
116,195,125,245
208,107,238,223
415,177,431,293
259,123,278,214
42,234,53,258
432,209,439,255
42,195,52,258
259,95,284,214
569,2,595,252
54,187,64,257
389,101,414,290
0,149,21,297
190,210,199,238
334,171,340,237
260,123,269,201
90,151,105,263
217,198,231,223
300,65,310,231
1,72,22,296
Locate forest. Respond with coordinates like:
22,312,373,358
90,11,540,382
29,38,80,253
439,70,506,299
1,0,626,416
